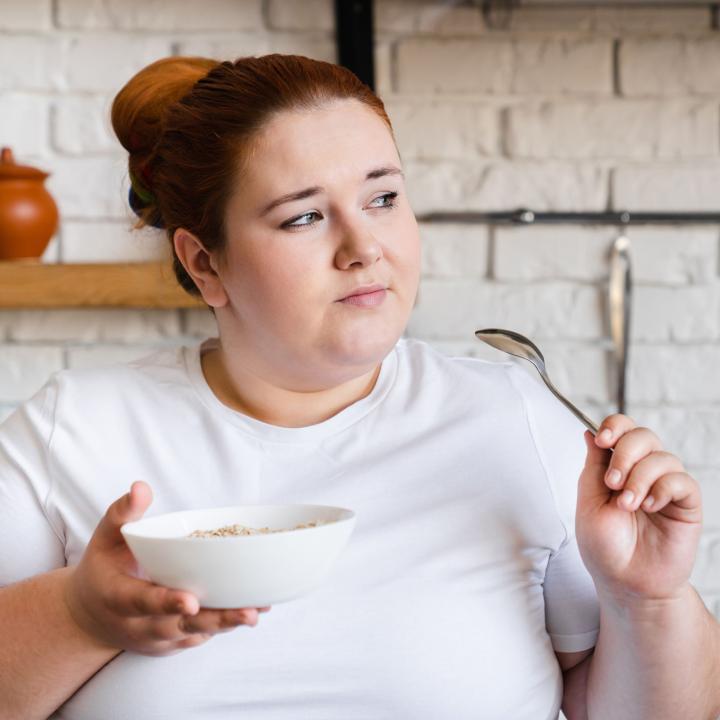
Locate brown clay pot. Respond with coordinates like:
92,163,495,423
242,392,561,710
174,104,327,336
0,147,59,261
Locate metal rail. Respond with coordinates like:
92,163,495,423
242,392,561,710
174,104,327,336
415,209,720,225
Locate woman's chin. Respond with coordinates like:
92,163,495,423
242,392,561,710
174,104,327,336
324,330,400,371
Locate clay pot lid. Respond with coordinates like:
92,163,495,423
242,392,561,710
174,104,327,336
0,147,49,180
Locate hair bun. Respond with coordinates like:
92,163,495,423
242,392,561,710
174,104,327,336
112,56,220,226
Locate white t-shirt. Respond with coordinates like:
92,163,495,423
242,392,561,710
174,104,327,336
0,337,599,720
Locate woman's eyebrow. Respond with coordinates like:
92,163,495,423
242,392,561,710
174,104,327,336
260,165,404,216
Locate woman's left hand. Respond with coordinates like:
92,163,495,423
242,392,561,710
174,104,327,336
575,414,703,603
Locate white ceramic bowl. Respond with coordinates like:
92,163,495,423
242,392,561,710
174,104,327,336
121,504,356,608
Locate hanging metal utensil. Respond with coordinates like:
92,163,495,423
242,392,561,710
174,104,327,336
608,233,632,414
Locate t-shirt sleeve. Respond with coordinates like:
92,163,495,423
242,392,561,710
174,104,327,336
507,362,600,653
0,377,66,587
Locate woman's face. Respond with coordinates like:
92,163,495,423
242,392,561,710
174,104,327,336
215,99,421,390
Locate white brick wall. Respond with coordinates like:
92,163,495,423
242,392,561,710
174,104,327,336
0,0,719,616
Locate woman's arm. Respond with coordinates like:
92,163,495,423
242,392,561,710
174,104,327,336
557,649,592,720
587,583,720,720
0,483,270,720
574,416,718,719
0,568,120,720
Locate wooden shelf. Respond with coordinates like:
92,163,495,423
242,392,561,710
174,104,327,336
0,261,205,309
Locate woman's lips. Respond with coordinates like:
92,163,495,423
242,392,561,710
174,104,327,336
339,289,387,307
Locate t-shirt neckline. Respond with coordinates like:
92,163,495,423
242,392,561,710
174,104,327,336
184,338,399,444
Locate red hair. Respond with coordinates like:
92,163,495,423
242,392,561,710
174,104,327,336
111,54,394,296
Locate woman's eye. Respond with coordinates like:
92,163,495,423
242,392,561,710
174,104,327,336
369,192,398,209
282,211,320,229
281,192,399,230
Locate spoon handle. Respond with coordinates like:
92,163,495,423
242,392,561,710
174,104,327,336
538,374,600,436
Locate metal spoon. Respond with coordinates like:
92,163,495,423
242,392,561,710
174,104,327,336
474,328,600,435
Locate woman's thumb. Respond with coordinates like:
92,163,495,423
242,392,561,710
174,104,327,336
94,481,153,548
577,431,612,508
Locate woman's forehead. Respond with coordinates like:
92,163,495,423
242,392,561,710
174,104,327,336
251,101,396,173
234,101,400,206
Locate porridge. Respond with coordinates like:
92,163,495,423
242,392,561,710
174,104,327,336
188,520,327,538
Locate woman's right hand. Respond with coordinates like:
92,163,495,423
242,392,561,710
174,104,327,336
62,481,270,656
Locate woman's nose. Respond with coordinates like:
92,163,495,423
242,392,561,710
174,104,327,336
334,226,383,269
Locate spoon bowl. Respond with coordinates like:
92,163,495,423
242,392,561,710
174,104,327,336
474,328,600,435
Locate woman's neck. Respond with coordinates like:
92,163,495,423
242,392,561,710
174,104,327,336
200,344,382,428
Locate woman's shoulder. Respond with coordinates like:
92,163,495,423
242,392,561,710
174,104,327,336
55,343,192,392
3,343,198,435
394,336,583,430
395,336,516,384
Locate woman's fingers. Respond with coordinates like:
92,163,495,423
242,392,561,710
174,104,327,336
594,414,637,449
179,607,260,634
104,575,199,618
612,451,685,511
599,426,666,490
127,607,261,646
640,472,703,517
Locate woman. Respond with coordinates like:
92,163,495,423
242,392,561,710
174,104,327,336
0,55,717,720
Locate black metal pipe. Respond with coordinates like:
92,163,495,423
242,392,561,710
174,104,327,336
415,209,720,225
334,0,375,91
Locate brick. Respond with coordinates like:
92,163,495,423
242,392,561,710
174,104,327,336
593,8,710,33
419,223,488,278
63,35,172,93
613,164,720,212
0,35,63,91
267,0,333,31
630,228,718,285
513,39,613,96
633,285,720,343
537,342,611,405
177,32,335,64
174,33,269,60
688,468,720,530
181,309,218,338
0,93,49,156
494,226,609,282
375,1,485,35
407,280,604,341
0,345,63,403
620,39,720,96
507,101,718,160
374,41,393,97
493,225,719,285
629,406,720,467
52,95,117,155
65,344,169,370
0,309,180,343
507,7,709,34
0,0,51,31
396,39,512,94
406,160,608,214
264,33,336,63
505,7,598,32
628,346,720,405
60,221,170,262
57,0,262,30
46,157,131,220
385,100,498,160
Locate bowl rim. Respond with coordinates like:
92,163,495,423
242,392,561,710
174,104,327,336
120,503,356,542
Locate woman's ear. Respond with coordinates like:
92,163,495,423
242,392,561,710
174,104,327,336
173,228,228,308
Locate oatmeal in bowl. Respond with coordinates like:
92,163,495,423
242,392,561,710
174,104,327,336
121,504,355,608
